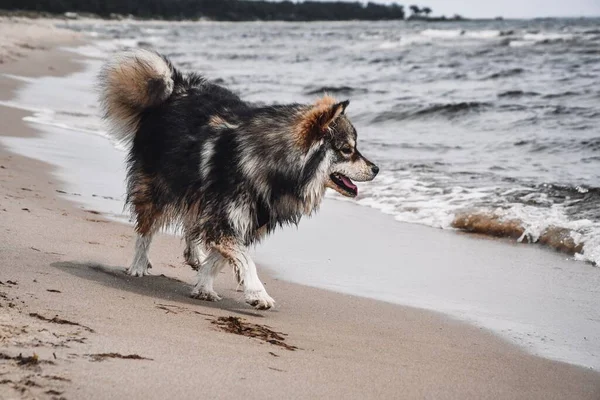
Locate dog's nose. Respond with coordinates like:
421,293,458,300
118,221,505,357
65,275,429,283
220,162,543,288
371,165,379,176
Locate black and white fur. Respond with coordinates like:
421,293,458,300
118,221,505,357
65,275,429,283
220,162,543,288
99,49,378,309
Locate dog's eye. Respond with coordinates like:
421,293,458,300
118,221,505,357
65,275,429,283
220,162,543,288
340,146,353,155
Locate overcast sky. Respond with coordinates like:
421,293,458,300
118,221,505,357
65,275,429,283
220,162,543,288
282,0,600,19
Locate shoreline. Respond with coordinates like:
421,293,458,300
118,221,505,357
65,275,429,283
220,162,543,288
257,199,600,369
6,32,599,369
36,17,600,268
1,18,599,399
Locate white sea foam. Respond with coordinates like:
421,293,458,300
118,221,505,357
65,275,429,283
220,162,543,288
421,29,464,38
464,30,501,39
329,170,600,267
508,39,536,47
398,35,431,46
379,41,400,49
420,29,502,40
523,32,574,42
509,32,574,47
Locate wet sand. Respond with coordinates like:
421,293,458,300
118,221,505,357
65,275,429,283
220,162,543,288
0,18,599,400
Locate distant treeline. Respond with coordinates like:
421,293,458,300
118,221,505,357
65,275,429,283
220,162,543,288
0,0,414,21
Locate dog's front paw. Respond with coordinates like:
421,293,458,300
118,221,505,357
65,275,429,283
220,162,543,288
126,261,152,277
245,290,275,310
191,288,222,302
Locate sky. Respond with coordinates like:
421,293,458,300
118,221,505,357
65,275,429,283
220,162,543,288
385,0,600,18
277,0,600,19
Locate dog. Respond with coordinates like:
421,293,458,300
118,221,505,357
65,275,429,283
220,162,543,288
99,49,378,309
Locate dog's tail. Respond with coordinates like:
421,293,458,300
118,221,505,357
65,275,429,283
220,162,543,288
98,49,174,144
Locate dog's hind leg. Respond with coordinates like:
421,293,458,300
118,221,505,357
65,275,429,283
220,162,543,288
183,229,206,270
127,233,154,277
127,200,161,277
190,248,227,301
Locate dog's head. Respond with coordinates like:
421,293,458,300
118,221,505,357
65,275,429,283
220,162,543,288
296,96,379,198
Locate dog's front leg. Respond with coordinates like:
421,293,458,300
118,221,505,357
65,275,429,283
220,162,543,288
213,243,275,310
237,250,275,310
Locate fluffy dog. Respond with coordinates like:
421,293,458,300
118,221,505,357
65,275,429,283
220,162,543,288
99,49,378,309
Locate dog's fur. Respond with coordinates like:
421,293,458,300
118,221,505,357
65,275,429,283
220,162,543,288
99,49,378,309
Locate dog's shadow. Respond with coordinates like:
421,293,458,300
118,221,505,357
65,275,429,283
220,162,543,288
51,261,266,318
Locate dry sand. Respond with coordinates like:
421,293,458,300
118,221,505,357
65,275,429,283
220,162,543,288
0,17,80,66
0,18,599,400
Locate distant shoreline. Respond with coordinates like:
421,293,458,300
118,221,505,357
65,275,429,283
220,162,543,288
1,8,465,23
3,10,598,23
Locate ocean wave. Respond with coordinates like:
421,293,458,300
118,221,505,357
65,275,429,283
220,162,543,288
452,212,584,255
372,101,491,123
464,30,502,39
369,55,404,64
304,86,368,96
507,32,578,47
542,91,580,99
420,29,464,38
577,48,600,55
523,32,574,42
499,30,516,37
414,29,576,46
379,41,400,49
484,68,525,80
362,140,462,152
498,90,540,98
452,199,600,266
419,29,506,40
513,137,600,153
507,39,536,47
583,156,600,163
545,106,600,119
346,176,600,266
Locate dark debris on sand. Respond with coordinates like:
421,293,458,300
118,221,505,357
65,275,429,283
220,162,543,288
86,353,153,362
0,352,55,367
212,316,297,351
28,313,95,332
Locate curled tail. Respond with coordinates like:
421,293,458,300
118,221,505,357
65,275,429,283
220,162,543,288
99,49,174,143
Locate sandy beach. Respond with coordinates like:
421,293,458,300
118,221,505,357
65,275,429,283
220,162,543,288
1,18,599,399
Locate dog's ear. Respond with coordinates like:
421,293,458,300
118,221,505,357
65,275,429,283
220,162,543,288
338,100,350,114
313,98,349,132
295,96,348,149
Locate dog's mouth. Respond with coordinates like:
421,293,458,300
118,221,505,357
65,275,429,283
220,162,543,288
328,173,358,197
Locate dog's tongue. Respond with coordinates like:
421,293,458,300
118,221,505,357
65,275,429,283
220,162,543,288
340,175,357,192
